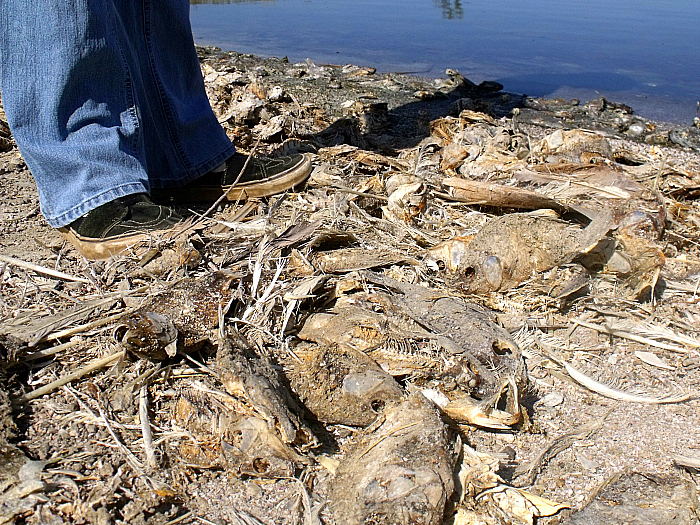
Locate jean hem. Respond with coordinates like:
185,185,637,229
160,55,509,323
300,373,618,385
45,182,149,228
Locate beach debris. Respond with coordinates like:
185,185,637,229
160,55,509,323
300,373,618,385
513,419,604,487
672,453,700,470
329,392,455,525
383,173,428,223
283,342,403,426
114,272,236,360
295,271,526,428
531,128,613,162
425,211,589,293
477,486,569,525
173,386,308,477
561,471,699,525
537,347,691,405
634,350,674,370
3,47,700,525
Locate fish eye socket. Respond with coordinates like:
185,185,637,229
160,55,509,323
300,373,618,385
492,341,512,356
370,399,386,412
464,266,476,279
252,457,270,473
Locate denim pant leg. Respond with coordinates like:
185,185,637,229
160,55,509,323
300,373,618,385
0,0,234,228
112,0,235,189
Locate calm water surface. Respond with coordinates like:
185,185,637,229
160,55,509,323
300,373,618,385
189,0,699,124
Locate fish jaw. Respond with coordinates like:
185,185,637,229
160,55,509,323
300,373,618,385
441,377,522,430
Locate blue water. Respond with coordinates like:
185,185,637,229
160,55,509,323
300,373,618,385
189,0,700,124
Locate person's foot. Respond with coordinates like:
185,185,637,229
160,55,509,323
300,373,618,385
152,152,312,203
58,194,186,260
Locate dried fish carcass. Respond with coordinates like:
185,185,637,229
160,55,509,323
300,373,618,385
282,342,404,426
294,272,526,429
329,392,455,525
531,128,613,163
172,383,309,478
425,211,584,294
115,272,237,360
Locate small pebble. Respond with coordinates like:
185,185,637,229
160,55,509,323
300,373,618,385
626,123,646,137
500,445,516,461
576,451,600,470
540,392,564,407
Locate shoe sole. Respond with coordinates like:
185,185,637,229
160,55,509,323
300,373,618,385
57,220,190,260
154,154,313,203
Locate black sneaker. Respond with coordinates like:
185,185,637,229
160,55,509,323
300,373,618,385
152,152,312,203
57,194,186,260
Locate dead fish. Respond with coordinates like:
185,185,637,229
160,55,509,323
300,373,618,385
117,272,317,456
221,416,309,477
115,272,237,360
425,211,587,294
216,337,316,447
532,129,613,162
115,311,178,360
173,388,307,477
297,271,526,428
283,342,404,426
311,246,415,273
329,392,455,525
439,377,522,430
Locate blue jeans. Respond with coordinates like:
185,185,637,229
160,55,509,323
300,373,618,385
0,0,235,227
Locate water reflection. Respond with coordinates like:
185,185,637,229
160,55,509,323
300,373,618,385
434,0,463,19
190,0,462,18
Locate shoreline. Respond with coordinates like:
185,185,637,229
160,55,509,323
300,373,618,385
195,45,700,154
0,43,698,525
192,39,700,127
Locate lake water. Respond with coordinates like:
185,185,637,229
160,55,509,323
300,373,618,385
189,0,699,125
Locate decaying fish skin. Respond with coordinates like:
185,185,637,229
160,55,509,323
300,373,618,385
425,212,584,294
383,173,428,224
329,392,455,525
283,342,404,426
216,337,316,447
311,246,415,273
609,230,666,298
296,271,526,428
115,272,237,359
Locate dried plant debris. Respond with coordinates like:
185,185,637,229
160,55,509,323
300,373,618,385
1,46,700,524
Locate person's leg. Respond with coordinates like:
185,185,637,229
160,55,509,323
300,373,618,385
110,0,236,188
0,0,311,257
0,0,151,228
120,0,311,200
